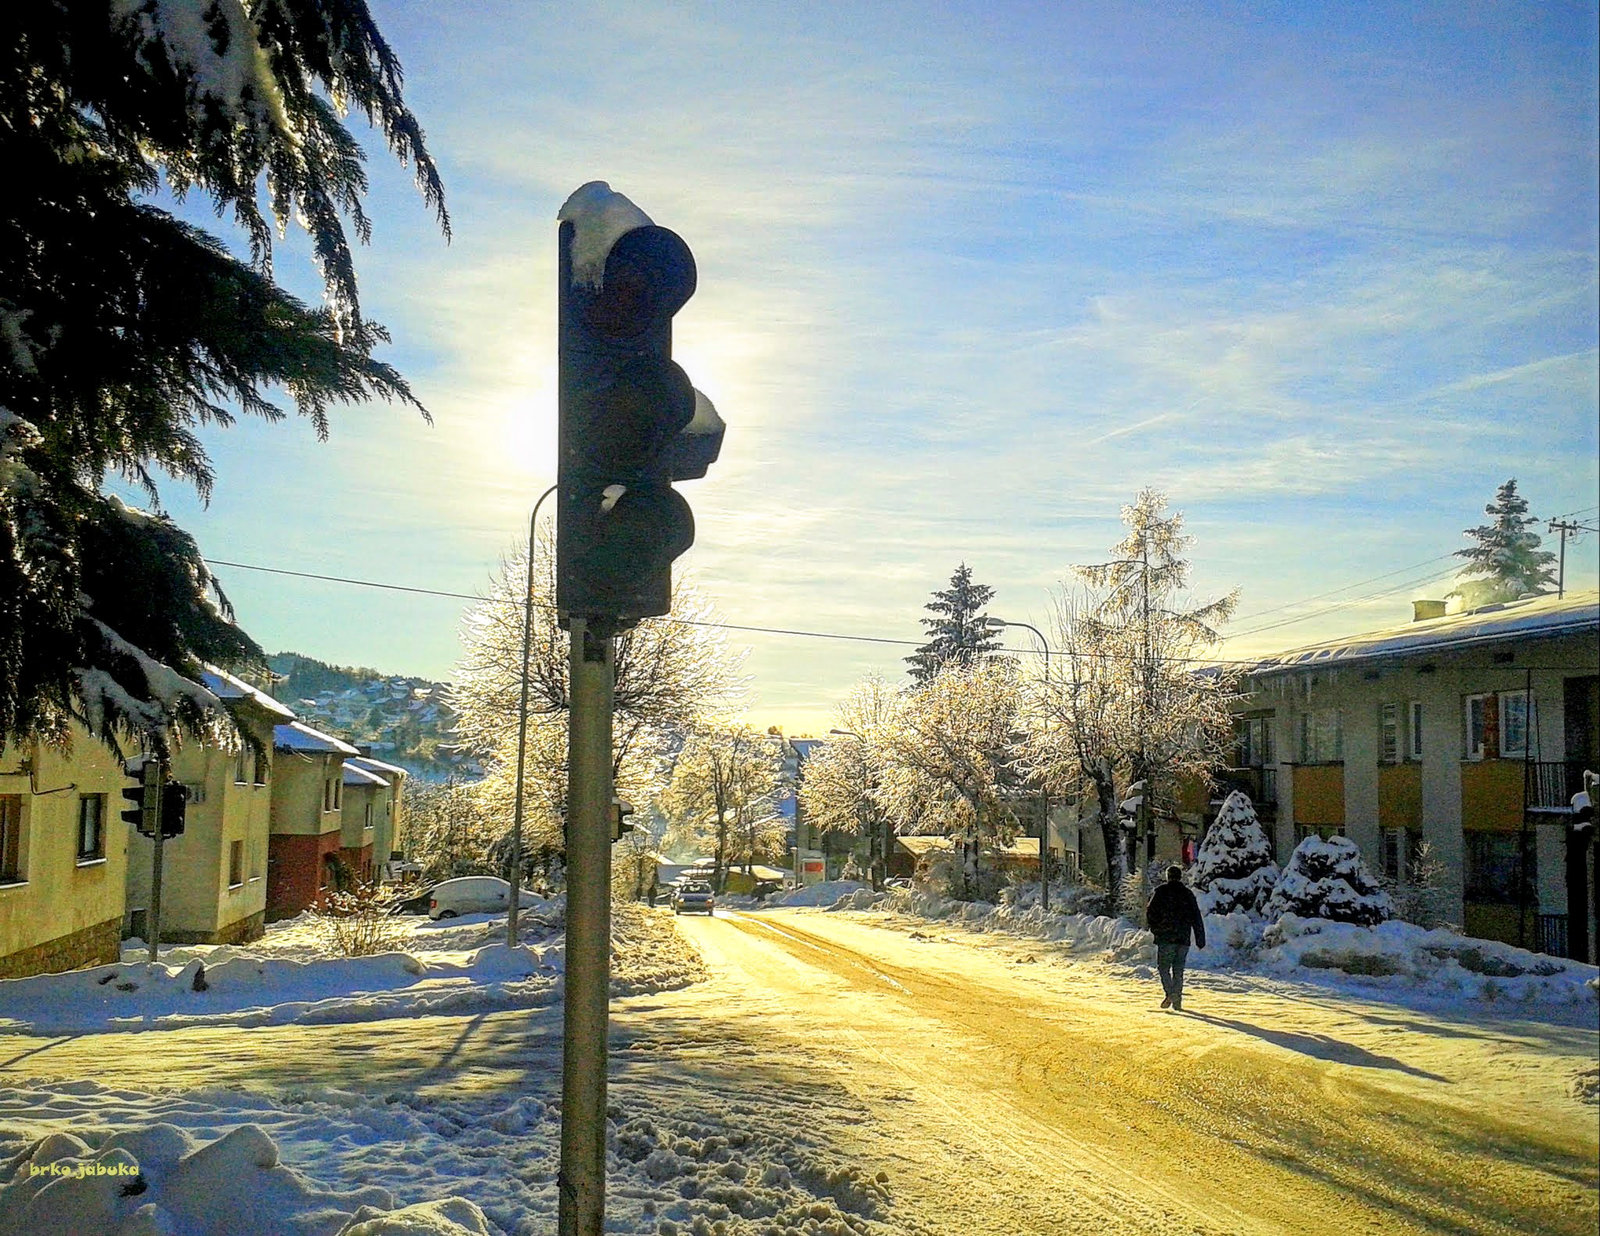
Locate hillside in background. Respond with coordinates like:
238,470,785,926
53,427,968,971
264,653,481,783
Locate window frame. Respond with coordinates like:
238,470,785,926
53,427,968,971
76,793,106,863
1298,707,1343,764
0,794,23,884
1408,700,1423,761
228,838,244,888
1379,703,1399,766
1499,689,1530,760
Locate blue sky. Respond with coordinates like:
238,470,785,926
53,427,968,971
141,0,1599,733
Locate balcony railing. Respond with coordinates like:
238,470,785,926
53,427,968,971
1215,766,1277,809
1526,761,1592,812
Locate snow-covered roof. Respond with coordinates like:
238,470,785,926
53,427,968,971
274,720,360,756
346,755,408,780
200,665,296,720
896,836,1041,859
342,762,390,788
1239,591,1599,676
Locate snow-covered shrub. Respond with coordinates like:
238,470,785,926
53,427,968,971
315,882,406,957
1116,865,1163,927
1386,840,1454,930
1189,791,1280,915
1263,835,1394,926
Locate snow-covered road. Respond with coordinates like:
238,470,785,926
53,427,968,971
671,907,1597,1236
2,905,1594,1235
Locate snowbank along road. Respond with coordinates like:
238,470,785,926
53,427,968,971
671,907,1597,1236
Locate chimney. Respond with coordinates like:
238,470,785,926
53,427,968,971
1412,599,1447,622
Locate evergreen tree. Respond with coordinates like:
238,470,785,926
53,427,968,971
1189,791,1280,916
1262,834,1394,926
1,1,447,755
1451,479,1556,608
905,563,1003,683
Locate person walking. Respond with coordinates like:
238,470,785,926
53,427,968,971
1146,864,1205,1011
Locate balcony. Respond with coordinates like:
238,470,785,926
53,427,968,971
1213,766,1277,816
1526,761,1592,814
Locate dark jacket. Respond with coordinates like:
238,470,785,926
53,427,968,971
1146,881,1205,948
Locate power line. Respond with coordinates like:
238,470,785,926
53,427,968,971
205,553,1593,673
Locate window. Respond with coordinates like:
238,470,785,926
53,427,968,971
1,795,22,883
334,777,342,810
363,802,374,831
228,839,244,888
1234,715,1274,767
1298,708,1342,763
1295,823,1345,844
76,794,105,862
1408,701,1423,760
253,747,269,786
1463,690,1532,760
323,778,335,812
1500,690,1530,759
234,750,249,785
1379,704,1399,765
1464,830,1530,903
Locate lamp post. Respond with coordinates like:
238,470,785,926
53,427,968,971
829,728,885,889
508,482,558,949
986,617,1054,911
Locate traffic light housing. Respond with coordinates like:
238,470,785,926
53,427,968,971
160,783,188,839
121,761,152,832
612,796,636,843
556,183,724,630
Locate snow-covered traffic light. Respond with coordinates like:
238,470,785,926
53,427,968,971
556,182,724,630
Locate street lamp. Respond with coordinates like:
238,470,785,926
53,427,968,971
985,617,1055,911
829,728,887,890
507,482,557,948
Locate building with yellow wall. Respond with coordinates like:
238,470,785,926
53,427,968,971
1209,592,1598,957
1,727,130,977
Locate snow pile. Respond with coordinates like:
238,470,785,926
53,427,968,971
1189,791,1279,915
1254,914,1599,1003
1262,835,1394,925
1,902,704,1036
0,1080,901,1236
0,1118,491,1236
766,880,870,908
843,884,1598,1013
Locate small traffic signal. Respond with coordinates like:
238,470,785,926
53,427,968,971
556,182,724,629
121,756,157,834
160,783,188,839
612,796,636,843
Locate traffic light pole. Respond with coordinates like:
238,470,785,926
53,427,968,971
559,617,615,1236
144,759,164,963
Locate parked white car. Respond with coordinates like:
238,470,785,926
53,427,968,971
427,876,511,919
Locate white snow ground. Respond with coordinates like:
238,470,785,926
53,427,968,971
1,890,1595,1235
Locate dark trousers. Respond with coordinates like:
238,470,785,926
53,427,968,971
1156,942,1190,1004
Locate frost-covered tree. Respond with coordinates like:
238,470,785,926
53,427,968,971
905,563,1003,684
405,778,499,883
1189,791,1280,915
447,532,744,865
1,1,447,755
878,659,1026,899
662,723,782,892
1030,493,1237,884
1262,834,1394,926
1450,479,1557,608
798,675,901,888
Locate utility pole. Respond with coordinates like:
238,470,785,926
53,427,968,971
1547,519,1597,599
559,617,615,1236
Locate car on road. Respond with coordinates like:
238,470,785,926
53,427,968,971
672,881,715,915
427,875,511,919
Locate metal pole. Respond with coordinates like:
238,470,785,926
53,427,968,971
145,760,165,963
559,617,614,1236
508,483,558,948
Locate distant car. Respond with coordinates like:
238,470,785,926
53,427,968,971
672,882,715,915
428,876,511,920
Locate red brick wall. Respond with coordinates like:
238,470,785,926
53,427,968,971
267,832,342,921
339,844,374,884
